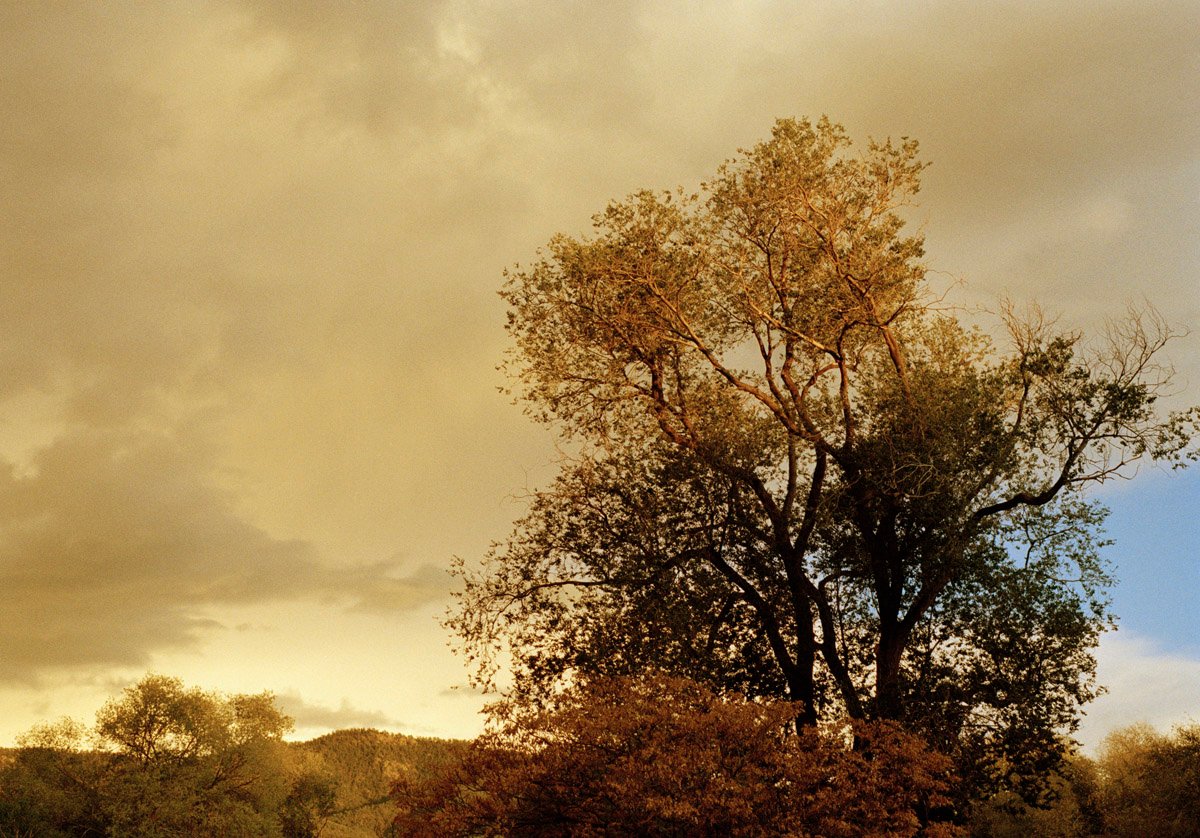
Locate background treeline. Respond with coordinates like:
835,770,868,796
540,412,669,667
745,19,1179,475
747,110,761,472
972,721,1200,838
2,673,1197,836
0,675,463,837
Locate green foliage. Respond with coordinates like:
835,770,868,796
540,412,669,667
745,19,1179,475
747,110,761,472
0,736,105,837
456,116,1194,804
967,722,1200,837
395,673,961,837
94,676,292,836
0,678,467,838
278,772,338,838
287,729,467,837
967,753,1103,837
0,675,292,836
1092,722,1200,837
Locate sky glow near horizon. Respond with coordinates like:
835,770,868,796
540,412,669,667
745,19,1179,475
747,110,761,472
0,0,1197,751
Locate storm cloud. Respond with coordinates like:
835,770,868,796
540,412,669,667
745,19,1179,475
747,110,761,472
0,427,447,681
1,0,1196,738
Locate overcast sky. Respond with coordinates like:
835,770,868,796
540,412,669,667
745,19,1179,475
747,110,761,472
1,0,1197,748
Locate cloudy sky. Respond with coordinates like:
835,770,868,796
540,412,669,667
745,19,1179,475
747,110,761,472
1,0,1197,748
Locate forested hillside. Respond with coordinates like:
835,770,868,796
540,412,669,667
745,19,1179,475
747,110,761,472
288,729,466,837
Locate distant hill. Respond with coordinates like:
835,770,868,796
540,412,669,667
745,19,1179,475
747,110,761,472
287,729,467,837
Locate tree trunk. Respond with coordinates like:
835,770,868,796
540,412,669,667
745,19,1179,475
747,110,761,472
875,626,906,720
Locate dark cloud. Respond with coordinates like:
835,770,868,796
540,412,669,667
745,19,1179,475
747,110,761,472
687,1,1200,341
0,5,174,182
439,682,489,699
0,428,443,683
344,561,453,614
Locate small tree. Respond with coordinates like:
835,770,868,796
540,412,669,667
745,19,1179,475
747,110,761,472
0,675,294,837
93,675,292,835
278,772,338,838
395,674,960,837
1092,722,1200,837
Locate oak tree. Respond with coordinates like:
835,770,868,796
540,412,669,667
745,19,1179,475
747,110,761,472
452,118,1195,795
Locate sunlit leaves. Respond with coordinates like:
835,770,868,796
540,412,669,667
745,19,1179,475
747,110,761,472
0,675,294,836
468,115,1195,811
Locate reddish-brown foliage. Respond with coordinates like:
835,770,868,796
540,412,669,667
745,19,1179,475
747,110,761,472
394,674,960,836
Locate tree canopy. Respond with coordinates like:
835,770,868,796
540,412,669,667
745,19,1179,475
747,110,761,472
451,117,1195,797
1,675,295,836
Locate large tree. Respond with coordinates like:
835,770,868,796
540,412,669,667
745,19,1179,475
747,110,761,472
452,118,1194,791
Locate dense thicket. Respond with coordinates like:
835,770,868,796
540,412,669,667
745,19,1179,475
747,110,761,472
393,674,1200,837
394,674,960,837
